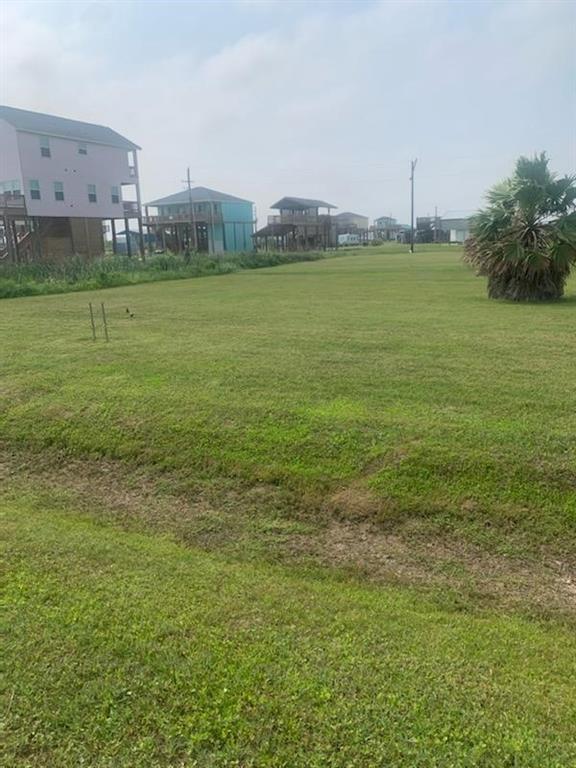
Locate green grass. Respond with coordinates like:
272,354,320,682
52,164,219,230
3,495,576,767
1,246,575,554
3,245,576,765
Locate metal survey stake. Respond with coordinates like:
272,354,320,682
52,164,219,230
101,302,110,342
89,302,96,341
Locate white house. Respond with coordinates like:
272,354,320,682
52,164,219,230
442,217,472,244
0,106,142,260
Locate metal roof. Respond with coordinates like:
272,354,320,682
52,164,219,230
441,217,472,227
334,211,368,219
147,186,253,206
271,196,336,211
0,105,140,150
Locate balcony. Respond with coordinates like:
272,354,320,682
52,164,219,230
267,213,332,226
0,192,27,217
144,211,224,226
145,213,190,225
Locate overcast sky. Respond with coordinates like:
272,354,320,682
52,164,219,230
1,0,574,223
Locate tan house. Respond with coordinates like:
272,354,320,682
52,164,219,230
333,211,369,233
254,196,337,250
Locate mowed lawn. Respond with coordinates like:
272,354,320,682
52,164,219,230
2,247,576,766
1,246,575,552
3,496,576,767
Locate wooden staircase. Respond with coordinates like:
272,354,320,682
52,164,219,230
0,193,30,263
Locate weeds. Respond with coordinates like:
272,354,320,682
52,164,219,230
0,249,329,299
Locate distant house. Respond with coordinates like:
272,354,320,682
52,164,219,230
254,196,337,250
372,215,407,242
0,105,142,261
374,215,397,229
144,186,254,254
416,216,444,243
441,217,472,244
333,211,369,233
413,214,472,244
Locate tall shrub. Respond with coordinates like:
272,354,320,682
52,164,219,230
465,153,576,300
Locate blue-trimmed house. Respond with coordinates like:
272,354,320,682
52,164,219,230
145,186,254,254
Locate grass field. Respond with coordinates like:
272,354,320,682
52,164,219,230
2,246,575,552
2,245,576,765
3,496,576,767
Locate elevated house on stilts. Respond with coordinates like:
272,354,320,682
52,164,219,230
253,196,337,251
143,187,255,254
0,105,142,262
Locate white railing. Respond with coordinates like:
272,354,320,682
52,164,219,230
0,192,27,209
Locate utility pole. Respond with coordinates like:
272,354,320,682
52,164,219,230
209,196,216,255
184,167,197,255
410,158,417,253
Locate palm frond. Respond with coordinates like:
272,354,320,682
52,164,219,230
464,153,576,301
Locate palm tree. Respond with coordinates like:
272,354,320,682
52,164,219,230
464,153,576,301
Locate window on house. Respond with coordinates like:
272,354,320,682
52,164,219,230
54,181,64,201
111,186,120,204
78,142,88,155
39,136,51,158
29,180,41,200
0,180,21,194
88,184,97,203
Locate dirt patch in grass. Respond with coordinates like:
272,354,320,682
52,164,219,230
325,487,385,520
308,521,576,616
1,442,574,620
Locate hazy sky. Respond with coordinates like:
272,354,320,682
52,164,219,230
1,0,574,223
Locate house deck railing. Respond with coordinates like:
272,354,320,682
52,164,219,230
143,213,224,226
0,193,28,217
268,213,333,226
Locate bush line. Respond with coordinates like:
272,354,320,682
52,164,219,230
0,250,331,299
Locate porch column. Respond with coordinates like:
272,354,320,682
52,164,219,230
111,219,117,254
145,206,154,256
138,216,145,259
133,149,145,258
124,217,132,257
34,217,43,260
10,219,19,263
